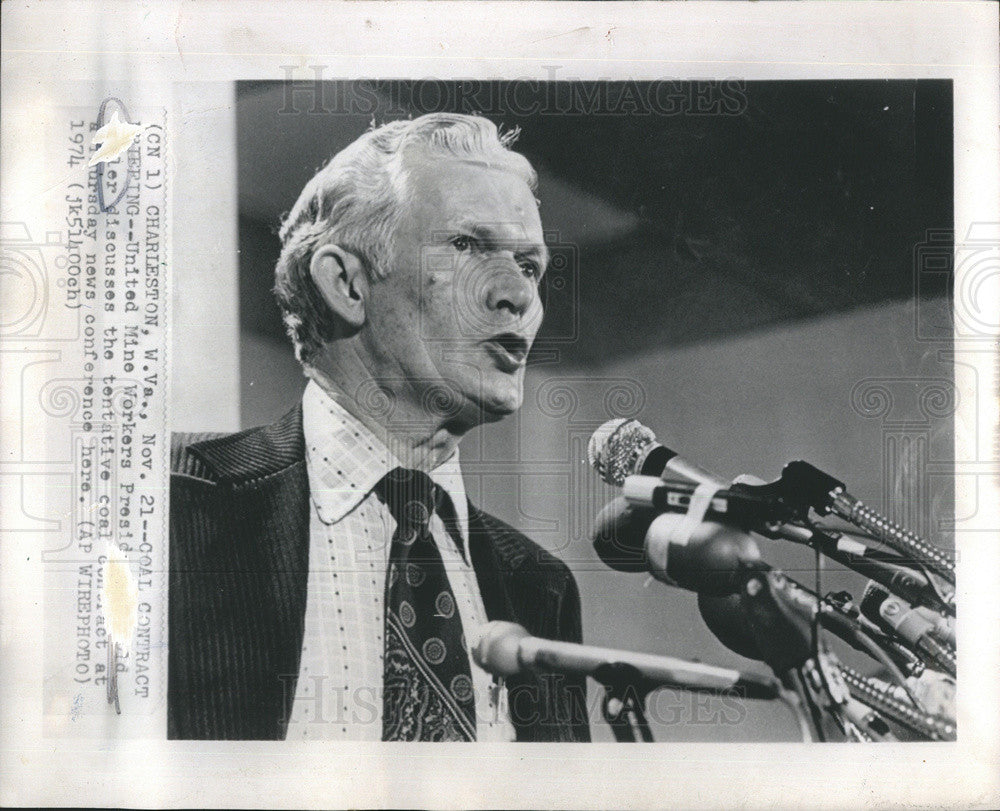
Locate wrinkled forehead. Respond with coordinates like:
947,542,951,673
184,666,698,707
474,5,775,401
400,148,544,229
400,142,535,194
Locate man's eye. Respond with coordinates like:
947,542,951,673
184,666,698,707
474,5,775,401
518,259,540,279
450,235,473,252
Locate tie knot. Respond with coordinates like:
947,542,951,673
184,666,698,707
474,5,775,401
376,467,438,531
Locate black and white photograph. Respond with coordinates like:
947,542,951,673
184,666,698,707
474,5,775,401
1,2,998,808
173,78,957,744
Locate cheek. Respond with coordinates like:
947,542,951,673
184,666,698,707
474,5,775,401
375,298,412,339
418,269,444,304
420,271,465,331
381,271,427,325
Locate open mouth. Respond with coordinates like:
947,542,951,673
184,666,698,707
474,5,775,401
484,332,529,371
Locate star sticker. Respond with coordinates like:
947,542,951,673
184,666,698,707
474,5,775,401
88,111,144,167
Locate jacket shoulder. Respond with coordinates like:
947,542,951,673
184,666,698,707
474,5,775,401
170,404,304,484
171,430,227,480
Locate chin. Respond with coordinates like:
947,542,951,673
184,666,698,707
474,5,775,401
443,365,525,426
465,373,519,419
480,401,518,423
480,388,523,421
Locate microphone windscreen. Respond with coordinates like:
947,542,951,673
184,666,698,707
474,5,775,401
645,512,762,594
698,592,764,661
588,418,658,486
591,496,657,573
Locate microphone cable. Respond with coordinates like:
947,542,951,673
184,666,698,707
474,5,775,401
801,515,923,708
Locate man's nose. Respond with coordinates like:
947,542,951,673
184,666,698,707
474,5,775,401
485,268,537,318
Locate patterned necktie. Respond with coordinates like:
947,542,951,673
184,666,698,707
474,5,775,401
376,467,477,741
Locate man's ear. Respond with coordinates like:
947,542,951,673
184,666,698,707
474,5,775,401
309,244,368,334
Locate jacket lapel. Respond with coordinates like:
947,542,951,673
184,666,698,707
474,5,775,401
468,504,564,637
468,505,583,742
467,504,517,625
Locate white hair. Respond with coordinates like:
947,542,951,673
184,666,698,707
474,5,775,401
273,112,538,364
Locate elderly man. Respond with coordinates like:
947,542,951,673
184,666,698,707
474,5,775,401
168,113,590,742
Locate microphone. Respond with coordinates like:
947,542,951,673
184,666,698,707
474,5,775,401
645,512,764,595
591,496,657,573
696,590,951,741
839,665,956,741
615,480,951,615
859,584,956,677
618,474,950,610
772,522,953,616
696,591,765,661
588,420,955,587
472,621,781,699
589,419,952,612
776,461,956,585
698,569,920,676
621,474,788,528
588,418,725,488
591,497,763,595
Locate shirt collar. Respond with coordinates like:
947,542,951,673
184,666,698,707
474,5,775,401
302,380,468,540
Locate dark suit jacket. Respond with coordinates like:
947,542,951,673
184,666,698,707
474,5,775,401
168,404,591,741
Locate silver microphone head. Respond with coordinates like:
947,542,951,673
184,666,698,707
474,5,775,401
588,418,659,487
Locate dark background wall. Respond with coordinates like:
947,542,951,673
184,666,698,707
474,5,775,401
236,80,955,741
